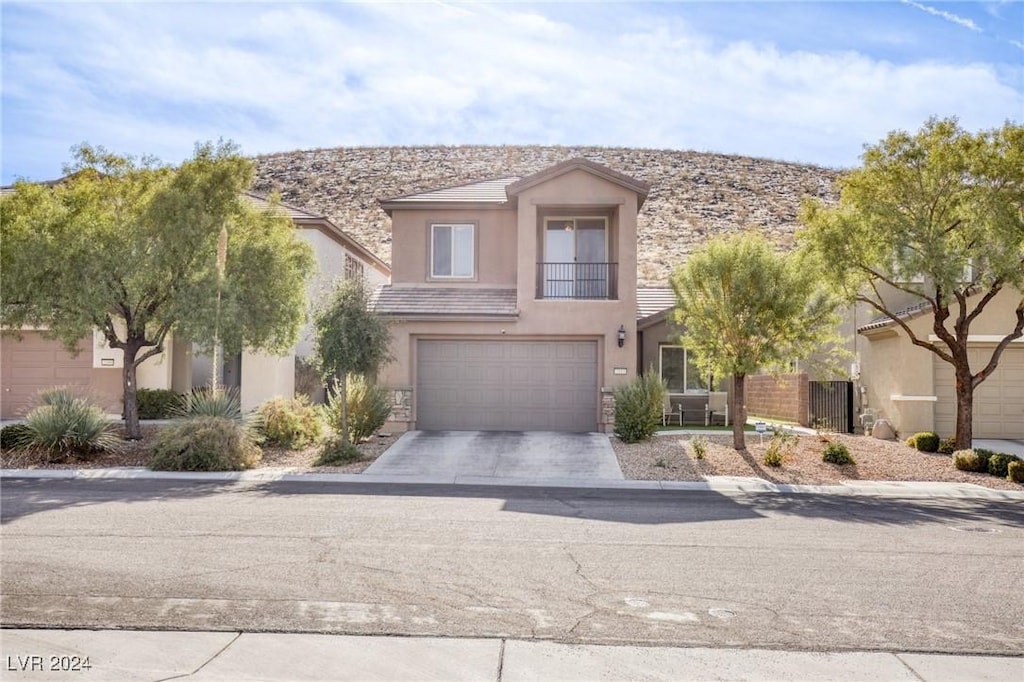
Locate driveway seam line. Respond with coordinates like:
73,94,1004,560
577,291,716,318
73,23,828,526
155,630,242,681
892,652,928,681
495,638,506,681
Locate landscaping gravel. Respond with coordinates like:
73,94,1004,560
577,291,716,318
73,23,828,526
611,431,1022,491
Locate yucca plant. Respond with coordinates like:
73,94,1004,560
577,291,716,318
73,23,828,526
176,387,244,420
21,388,119,461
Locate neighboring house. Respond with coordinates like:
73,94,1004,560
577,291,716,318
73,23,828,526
636,287,727,422
372,158,650,433
0,189,390,418
855,287,1023,439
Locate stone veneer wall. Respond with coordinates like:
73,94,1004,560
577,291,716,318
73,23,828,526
600,389,616,434
744,373,809,426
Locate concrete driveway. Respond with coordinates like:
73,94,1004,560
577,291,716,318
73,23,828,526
363,431,624,481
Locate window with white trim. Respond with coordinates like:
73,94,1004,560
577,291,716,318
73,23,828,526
431,224,474,278
659,345,709,393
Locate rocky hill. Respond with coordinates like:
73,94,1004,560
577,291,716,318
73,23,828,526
252,145,842,286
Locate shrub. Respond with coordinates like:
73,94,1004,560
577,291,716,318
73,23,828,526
613,373,667,444
314,435,362,466
295,356,322,401
822,441,855,465
176,387,244,421
691,436,708,460
341,376,391,443
974,448,995,471
952,449,983,472
906,432,940,452
20,389,119,461
986,453,1018,478
937,437,957,455
256,396,323,448
0,423,31,450
763,430,797,467
135,389,183,419
1008,459,1024,484
150,416,261,471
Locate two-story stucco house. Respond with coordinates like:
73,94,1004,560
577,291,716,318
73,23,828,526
372,159,650,433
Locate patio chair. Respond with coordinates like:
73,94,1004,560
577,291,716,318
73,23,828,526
706,391,729,426
662,394,682,426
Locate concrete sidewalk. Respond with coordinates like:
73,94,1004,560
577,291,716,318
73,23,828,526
1,629,1020,681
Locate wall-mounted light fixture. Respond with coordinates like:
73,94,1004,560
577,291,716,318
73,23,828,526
617,324,626,348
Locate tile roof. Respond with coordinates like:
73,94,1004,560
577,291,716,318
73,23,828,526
857,301,931,333
636,287,677,320
242,191,325,220
383,177,520,205
371,286,518,317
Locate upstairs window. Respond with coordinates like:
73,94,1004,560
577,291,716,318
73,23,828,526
344,254,364,281
431,224,474,278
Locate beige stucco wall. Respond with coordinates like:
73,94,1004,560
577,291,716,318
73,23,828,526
240,350,295,412
136,334,174,391
389,206,517,287
859,287,1022,437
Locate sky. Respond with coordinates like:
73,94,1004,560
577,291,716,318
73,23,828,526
2,1,1022,183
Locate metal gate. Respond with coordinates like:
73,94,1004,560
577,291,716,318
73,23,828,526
808,381,854,433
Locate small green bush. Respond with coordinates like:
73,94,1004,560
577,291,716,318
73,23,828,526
613,372,667,444
1007,459,1024,484
0,423,31,450
135,389,183,419
907,432,940,452
822,441,855,465
952,449,983,472
314,435,362,466
177,387,244,421
20,389,119,461
974,448,995,470
256,396,323,448
763,430,796,467
987,453,1018,478
150,416,261,471
937,437,957,455
691,436,708,460
342,376,391,443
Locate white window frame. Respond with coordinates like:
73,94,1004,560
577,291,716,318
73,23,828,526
659,345,709,394
430,223,475,279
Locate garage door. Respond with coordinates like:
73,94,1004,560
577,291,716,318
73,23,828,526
934,345,1024,438
417,340,598,432
1,332,95,419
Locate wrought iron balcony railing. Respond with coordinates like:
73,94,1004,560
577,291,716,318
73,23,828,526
536,262,618,300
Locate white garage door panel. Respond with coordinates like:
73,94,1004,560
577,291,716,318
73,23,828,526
934,346,1024,438
417,340,598,432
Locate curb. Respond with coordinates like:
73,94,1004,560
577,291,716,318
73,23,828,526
3,467,1022,500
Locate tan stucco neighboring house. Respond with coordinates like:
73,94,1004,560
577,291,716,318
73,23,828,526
855,287,1024,439
0,190,390,418
372,158,652,433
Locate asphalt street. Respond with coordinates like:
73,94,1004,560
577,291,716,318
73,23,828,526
2,477,1022,655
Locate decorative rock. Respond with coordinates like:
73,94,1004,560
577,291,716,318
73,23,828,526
871,419,897,441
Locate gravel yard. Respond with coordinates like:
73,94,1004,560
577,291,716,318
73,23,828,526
3,424,1020,491
611,431,1023,491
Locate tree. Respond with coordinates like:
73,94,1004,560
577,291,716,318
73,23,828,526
800,117,1024,450
1,142,315,439
312,278,391,447
670,232,843,450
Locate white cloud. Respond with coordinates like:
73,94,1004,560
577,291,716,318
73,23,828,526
2,1,1021,182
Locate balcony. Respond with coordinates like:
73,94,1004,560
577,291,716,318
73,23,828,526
536,262,618,300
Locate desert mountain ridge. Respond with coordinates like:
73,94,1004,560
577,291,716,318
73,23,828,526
252,145,843,286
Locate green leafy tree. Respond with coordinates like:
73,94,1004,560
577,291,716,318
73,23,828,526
671,232,843,450
800,117,1024,450
1,142,315,439
312,278,392,447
